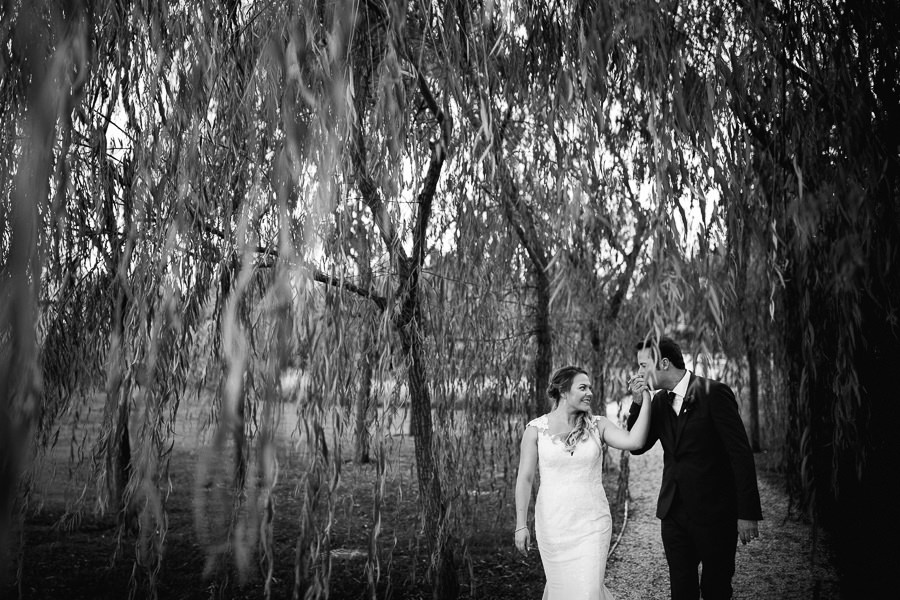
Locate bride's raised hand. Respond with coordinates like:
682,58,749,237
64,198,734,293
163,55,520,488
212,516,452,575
514,526,531,556
628,375,650,402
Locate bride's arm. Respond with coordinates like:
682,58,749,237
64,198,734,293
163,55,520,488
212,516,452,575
599,390,652,451
514,426,538,554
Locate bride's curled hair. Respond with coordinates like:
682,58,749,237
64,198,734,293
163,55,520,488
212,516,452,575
547,365,595,453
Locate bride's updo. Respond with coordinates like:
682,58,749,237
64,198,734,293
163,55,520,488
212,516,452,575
547,365,595,453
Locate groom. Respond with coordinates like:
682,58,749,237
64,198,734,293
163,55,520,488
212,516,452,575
627,336,762,600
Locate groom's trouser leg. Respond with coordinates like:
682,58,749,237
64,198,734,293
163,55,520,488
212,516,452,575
695,520,736,600
661,502,700,600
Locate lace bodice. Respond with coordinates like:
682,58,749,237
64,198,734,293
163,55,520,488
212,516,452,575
528,414,610,535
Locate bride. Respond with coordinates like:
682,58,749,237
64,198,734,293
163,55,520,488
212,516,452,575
514,365,651,599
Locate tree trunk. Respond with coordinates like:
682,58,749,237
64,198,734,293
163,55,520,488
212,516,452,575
354,213,376,464
101,66,136,524
532,265,553,418
400,332,457,598
347,12,455,589
233,391,246,490
108,388,132,521
394,149,458,596
496,159,553,418
354,320,375,464
397,291,457,600
589,330,610,471
104,286,133,524
746,344,760,452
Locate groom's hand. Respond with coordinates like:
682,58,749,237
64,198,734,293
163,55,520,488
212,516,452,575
738,519,759,544
628,375,649,404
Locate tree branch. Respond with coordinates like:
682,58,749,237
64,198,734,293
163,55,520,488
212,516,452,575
194,220,388,310
350,47,404,261
312,270,387,311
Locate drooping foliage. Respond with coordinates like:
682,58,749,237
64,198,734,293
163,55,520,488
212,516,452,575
718,3,900,595
1,0,897,598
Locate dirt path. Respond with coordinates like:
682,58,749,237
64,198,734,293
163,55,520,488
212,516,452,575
605,445,841,599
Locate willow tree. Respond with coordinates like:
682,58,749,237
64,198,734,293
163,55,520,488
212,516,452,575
9,2,898,600
719,2,898,595
427,1,665,420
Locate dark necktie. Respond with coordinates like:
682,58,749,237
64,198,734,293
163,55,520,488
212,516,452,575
667,391,681,415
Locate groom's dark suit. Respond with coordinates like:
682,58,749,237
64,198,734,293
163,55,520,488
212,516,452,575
627,373,762,600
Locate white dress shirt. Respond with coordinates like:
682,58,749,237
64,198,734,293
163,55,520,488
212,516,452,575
671,371,692,415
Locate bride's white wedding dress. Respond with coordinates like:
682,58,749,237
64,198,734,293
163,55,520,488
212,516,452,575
528,414,615,600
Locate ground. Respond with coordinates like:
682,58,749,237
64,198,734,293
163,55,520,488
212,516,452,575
606,445,840,599
7,434,546,600
3,411,840,600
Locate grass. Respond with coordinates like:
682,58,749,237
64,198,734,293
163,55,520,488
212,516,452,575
4,395,626,600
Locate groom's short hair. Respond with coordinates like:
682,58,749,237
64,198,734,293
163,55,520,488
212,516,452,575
636,336,686,370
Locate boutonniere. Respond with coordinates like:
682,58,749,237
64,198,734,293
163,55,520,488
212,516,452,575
681,394,697,415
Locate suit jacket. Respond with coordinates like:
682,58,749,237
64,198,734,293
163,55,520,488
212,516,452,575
627,374,763,524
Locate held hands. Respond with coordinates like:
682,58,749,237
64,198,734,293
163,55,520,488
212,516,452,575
628,375,650,403
514,526,531,556
738,519,760,545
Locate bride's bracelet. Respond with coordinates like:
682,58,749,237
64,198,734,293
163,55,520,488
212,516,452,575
514,526,528,534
